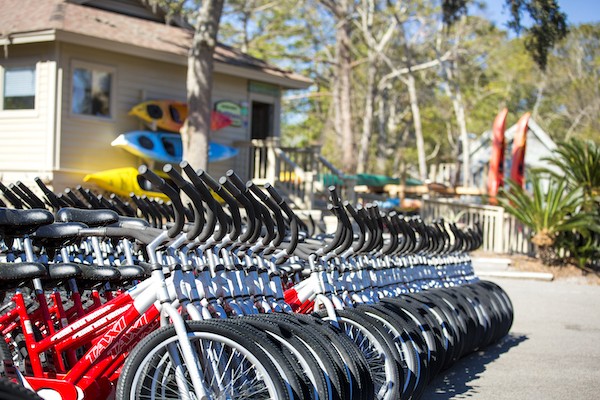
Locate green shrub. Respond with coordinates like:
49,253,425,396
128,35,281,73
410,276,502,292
499,173,599,265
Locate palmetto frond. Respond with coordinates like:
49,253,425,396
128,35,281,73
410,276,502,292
498,174,597,244
542,138,600,201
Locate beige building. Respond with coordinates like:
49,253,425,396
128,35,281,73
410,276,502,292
0,0,311,192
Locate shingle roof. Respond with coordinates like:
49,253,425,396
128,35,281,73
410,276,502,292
0,0,311,88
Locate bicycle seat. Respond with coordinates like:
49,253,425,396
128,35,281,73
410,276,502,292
118,265,149,281
113,216,150,229
56,208,119,227
0,208,54,236
45,263,83,281
31,222,87,248
0,262,47,289
78,264,121,283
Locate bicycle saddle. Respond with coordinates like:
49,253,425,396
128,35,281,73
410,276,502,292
31,222,87,248
117,265,149,281
0,208,54,236
78,264,121,283
113,216,150,229
45,263,83,281
56,208,119,227
0,262,47,289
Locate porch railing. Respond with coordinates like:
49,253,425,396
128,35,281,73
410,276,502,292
314,154,357,206
235,139,356,209
421,198,535,255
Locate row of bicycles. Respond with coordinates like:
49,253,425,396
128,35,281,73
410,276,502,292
0,162,514,400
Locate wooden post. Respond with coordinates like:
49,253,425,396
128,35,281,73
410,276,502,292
304,171,314,209
266,141,276,184
495,206,505,253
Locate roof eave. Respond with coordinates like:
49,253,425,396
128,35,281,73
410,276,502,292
2,29,312,90
215,62,312,90
0,29,56,45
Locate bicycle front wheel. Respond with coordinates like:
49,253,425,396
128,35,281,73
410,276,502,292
116,320,291,400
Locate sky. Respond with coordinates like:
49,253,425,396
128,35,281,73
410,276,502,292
480,0,600,28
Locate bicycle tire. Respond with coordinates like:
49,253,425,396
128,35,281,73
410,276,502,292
356,304,427,399
214,319,305,399
116,320,292,400
321,309,403,400
380,297,446,379
276,313,374,400
0,378,42,400
232,315,333,400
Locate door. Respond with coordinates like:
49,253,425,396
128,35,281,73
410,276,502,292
251,101,274,140
250,101,274,179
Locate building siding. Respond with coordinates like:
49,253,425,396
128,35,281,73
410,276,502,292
0,40,285,195
0,43,56,185
55,43,262,191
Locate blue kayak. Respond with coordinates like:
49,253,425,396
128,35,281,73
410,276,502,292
111,131,239,164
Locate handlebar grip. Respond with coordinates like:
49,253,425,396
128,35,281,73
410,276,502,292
138,165,184,238
264,183,283,204
34,177,62,210
218,176,241,198
0,181,24,209
248,183,267,201
139,165,167,190
328,186,341,207
17,181,45,209
226,170,247,192
195,168,219,191
180,162,200,185
163,164,187,188
197,169,240,211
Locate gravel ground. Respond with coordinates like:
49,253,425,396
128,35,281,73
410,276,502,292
422,277,600,399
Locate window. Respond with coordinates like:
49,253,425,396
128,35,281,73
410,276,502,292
72,65,113,118
3,66,36,110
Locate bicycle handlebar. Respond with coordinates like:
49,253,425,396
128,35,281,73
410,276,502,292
195,168,242,242
138,165,184,238
163,164,204,241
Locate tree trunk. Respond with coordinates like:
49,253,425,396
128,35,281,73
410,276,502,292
452,84,470,187
357,54,377,173
405,73,427,181
433,17,471,187
182,0,225,171
337,10,355,173
531,75,546,119
375,87,388,173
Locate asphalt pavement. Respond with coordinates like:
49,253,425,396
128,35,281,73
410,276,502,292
422,277,600,399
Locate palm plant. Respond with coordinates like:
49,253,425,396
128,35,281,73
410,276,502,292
498,173,599,264
543,138,600,208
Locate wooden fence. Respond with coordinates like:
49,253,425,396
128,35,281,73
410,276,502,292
421,198,535,255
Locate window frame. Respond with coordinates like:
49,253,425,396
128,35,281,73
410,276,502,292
0,62,38,117
69,60,116,122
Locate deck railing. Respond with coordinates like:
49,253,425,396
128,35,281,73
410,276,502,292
235,139,356,209
421,198,535,255
314,154,357,205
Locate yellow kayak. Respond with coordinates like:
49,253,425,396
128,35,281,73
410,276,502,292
84,167,171,200
84,167,224,203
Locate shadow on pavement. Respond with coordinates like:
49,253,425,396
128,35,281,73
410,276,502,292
422,333,527,399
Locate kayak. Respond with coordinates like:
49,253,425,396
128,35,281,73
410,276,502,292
111,131,239,164
83,167,172,200
128,100,232,132
510,112,530,188
487,108,508,203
